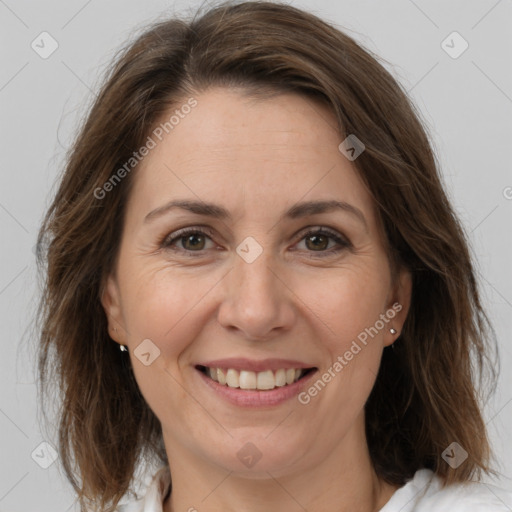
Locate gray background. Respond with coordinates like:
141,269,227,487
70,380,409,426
1,0,511,511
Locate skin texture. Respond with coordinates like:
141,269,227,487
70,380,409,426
102,87,412,512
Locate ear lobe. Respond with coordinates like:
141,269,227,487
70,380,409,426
384,268,412,347
100,274,125,343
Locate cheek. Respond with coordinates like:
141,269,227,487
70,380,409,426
120,265,226,364
298,276,389,428
121,251,390,368
295,260,390,404
120,270,209,423
297,260,390,349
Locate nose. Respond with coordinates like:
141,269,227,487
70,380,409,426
216,246,296,341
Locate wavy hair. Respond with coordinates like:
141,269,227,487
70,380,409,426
36,1,498,510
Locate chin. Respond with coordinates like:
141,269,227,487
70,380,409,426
204,432,310,477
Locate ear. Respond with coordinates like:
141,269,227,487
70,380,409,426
383,267,412,347
100,273,126,346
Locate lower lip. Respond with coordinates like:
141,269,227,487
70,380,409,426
196,368,318,407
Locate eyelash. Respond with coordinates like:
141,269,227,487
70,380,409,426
160,226,351,258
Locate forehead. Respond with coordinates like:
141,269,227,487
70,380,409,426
129,87,376,226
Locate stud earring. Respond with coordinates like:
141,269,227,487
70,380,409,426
390,328,397,335
112,326,127,352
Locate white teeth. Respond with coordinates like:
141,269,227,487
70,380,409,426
203,366,309,390
274,368,286,387
239,370,257,390
226,369,239,388
217,368,226,385
256,370,275,390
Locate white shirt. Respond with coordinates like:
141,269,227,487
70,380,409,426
116,465,512,511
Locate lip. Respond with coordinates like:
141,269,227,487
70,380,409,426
195,366,318,407
197,358,315,373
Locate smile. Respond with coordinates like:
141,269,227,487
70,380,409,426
197,365,316,391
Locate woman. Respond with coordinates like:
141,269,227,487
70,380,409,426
36,1,512,511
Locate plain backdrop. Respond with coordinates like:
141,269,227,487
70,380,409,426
1,1,511,511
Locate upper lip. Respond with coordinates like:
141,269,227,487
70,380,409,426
197,358,316,373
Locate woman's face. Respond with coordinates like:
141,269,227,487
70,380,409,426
103,87,411,477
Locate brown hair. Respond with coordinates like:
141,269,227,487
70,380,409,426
36,1,498,510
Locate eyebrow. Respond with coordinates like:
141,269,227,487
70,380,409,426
144,199,368,230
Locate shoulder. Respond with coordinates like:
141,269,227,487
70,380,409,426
380,469,512,512
418,477,512,511
114,465,171,512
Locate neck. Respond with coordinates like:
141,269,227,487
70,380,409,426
162,417,398,512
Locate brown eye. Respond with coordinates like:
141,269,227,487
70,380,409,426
296,227,351,256
181,233,206,251
304,233,330,251
161,226,350,257
161,227,215,253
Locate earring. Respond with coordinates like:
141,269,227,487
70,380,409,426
390,327,399,352
112,326,127,352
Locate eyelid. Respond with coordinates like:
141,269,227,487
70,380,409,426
160,225,217,250
295,226,351,250
160,224,351,256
